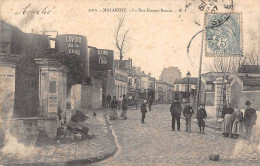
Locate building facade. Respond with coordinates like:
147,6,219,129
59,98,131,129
114,67,128,99
160,67,182,85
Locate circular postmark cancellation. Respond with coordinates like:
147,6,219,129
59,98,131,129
205,13,243,57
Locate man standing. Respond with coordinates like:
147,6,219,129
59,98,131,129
141,100,148,124
106,94,111,108
183,102,194,132
170,97,182,131
196,104,207,134
244,101,257,140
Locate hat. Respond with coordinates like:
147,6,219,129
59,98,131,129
143,100,147,103
199,103,204,106
246,101,251,105
174,97,179,100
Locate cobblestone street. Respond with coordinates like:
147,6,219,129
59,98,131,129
92,104,260,166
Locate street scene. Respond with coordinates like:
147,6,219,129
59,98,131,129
0,0,260,165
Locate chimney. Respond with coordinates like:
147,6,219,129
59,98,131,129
148,73,151,77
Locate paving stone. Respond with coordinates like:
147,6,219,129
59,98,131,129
91,104,260,166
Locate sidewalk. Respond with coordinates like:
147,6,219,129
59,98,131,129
0,109,117,166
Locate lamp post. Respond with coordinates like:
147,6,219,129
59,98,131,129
186,71,191,102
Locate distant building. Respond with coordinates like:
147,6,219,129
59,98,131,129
114,58,132,70
114,67,128,99
160,67,182,85
174,77,198,104
155,80,172,103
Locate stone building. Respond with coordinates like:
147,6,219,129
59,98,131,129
160,67,182,85
0,20,74,142
114,67,128,99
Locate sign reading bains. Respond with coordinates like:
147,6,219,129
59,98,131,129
205,13,242,56
89,48,114,73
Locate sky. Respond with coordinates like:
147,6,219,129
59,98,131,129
1,0,259,79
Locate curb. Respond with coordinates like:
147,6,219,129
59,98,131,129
4,112,118,166
65,113,118,166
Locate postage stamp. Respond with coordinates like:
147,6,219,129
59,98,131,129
205,13,243,56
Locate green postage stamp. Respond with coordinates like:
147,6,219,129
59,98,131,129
205,13,243,56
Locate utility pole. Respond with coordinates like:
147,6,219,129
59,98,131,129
196,29,205,115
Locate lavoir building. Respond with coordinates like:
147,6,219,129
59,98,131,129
0,19,89,143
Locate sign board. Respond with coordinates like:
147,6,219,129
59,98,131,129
48,72,58,113
55,34,87,56
89,48,114,72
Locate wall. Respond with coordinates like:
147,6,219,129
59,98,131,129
230,80,243,108
240,91,260,109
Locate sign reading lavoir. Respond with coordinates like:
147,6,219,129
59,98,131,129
55,34,87,56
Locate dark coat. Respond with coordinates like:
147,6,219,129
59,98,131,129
111,99,118,109
107,95,112,102
222,107,234,118
183,105,194,116
244,108,257,126
197,108,207,120
170,102,182,117
141,103,147,113
122,98,128,109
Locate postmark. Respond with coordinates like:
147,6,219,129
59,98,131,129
205,13,243,56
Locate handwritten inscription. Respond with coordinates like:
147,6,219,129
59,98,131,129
15,4,55,15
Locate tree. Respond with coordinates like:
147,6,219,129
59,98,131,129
114,15,130,62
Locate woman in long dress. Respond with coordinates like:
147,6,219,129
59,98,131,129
110,96,118,119
222,103,234,137
231,108,244,139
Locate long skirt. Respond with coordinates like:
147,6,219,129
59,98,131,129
222,114,233,134
110,108,118,119
121,108,127,119
232,120,244,135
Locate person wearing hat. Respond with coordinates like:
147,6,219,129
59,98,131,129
141,100,148,124
244,101,257,139
196,103,207,134
183,101,194,132
170,97,182,131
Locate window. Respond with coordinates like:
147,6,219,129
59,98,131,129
176,85,179,91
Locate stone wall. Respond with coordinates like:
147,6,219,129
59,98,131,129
2,117,57,145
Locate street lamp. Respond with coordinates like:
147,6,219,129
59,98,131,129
186,71,191,102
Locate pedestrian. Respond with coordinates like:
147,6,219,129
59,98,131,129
106,94,112,108
110,96,118,120
141,100,147,124
118,95,122,110
222,103,234,137
148,96,153,111
231,107,244,139
121,94,128,119
183,102,194,132
196,104,207,134
170,97,182,131
244,101,257,140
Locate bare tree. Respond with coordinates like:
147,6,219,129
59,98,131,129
114,15,130,61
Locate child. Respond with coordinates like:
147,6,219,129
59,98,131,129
196,104,207,134
141,100,147,124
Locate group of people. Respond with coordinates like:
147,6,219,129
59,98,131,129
170,97,207,133
108,94,128,120
222,101,257,139
107,93,258,140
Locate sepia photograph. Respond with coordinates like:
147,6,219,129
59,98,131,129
0,0,259,165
